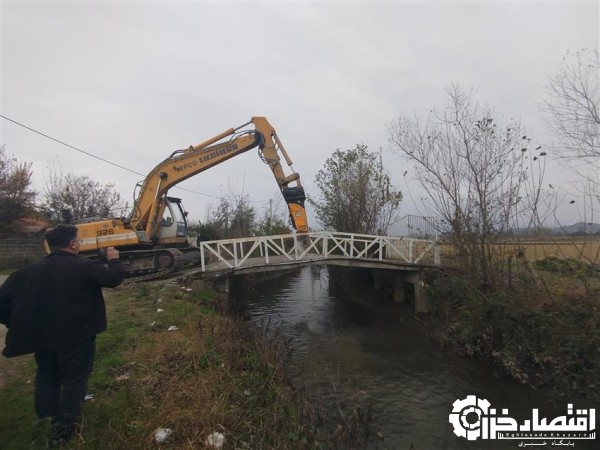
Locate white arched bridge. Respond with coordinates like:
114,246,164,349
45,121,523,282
194,230,440,277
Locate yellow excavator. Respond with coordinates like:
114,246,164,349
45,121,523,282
50,117,308,278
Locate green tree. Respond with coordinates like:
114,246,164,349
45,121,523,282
309,145,402,234
0,146,37,225
186,220,221,244
41,170,128,222
255,197,291,236
229,195,256,238
205,192,256,239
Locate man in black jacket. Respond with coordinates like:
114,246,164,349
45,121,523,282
0,224,124,447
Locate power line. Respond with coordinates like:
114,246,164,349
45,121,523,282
0,114,267,201
1,113,144,177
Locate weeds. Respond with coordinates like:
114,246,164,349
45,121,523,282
427,269,600,405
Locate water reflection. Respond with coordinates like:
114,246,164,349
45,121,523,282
246,266,597,450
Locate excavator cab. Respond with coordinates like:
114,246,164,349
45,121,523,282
157,197,188,240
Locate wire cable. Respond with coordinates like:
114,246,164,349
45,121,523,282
0,113,144,176
0,114,267,201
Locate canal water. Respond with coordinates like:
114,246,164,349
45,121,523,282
244,265,597,450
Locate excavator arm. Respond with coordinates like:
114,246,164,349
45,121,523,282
130,117,308,240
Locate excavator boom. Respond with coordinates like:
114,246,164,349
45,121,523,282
130,116,308,240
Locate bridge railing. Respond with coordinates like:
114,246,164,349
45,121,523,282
197,231,439,272
305,232,439,265
198,233,302,272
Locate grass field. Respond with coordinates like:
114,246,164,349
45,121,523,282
446,237,600,262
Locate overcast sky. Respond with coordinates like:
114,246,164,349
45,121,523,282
1,1,598,228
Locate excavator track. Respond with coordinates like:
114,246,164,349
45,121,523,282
121,248,185,284
122,269,173,285
122,264,202,285
122,253,212,285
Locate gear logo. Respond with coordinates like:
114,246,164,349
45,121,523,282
449,395,491,440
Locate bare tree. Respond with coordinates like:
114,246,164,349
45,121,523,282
389,85,546,289
542,48,600,272
309,144,402,234
41,168,128,222
543,48,600,162
0,146,37,226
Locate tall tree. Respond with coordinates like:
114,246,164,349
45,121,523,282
229,194,256,238
255,196,291,236
389,85,546,289
205,191,256,239
0,146,37,225
543,48,599,162
309,145,402,234
41,170,128,222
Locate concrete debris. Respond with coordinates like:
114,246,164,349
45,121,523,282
154,427,172,444
205,431,225,448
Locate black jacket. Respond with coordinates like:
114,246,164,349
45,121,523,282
0,251,124,357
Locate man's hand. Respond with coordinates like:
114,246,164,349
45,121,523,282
106,247,120,260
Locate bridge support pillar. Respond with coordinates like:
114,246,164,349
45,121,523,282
390,272,431,313
409,272,430,314
414,281,430,314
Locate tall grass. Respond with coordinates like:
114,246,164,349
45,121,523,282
427,263,600,405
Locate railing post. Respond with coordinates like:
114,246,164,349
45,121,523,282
409,239,414,263
264,238,269,264
200,243,205,272
294,234,299,261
